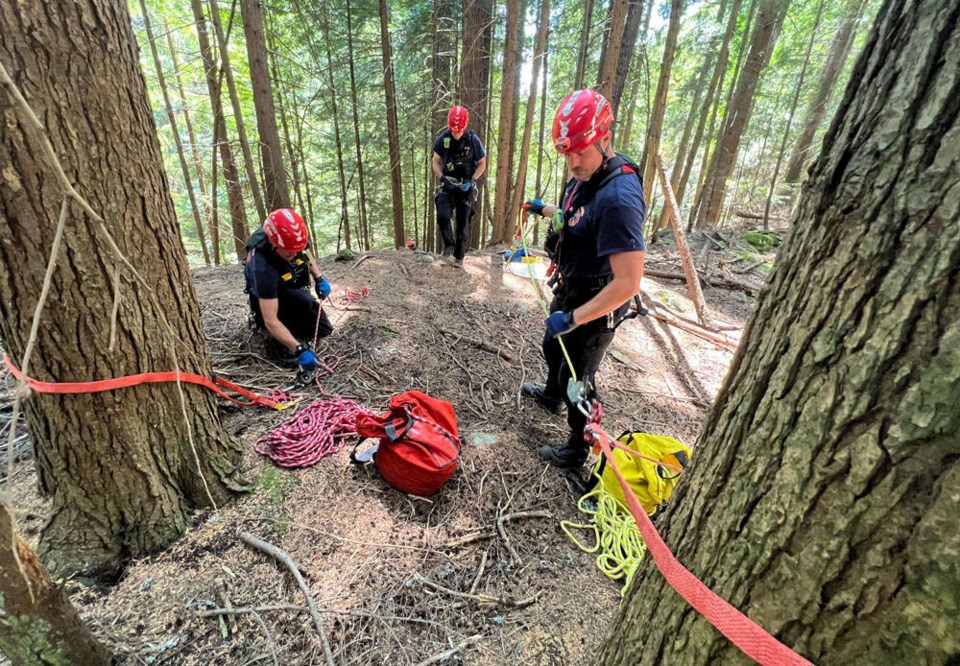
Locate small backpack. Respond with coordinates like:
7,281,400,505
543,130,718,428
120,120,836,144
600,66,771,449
590,431,692,516
355,391,461,496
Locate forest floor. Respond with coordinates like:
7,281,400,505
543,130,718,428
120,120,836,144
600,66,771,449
4,227,775,666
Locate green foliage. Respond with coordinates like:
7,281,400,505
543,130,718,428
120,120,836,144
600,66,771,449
255,465,297,534
0,595,70,666
741,231,780,251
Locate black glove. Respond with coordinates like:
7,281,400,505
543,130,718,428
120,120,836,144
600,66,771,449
523,199,546,216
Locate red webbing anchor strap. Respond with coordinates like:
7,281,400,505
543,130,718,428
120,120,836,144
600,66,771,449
3,353,283,409
588,423,813,666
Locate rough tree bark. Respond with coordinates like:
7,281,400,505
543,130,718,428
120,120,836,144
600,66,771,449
600,0,960,661
209,0,268,223
240,0,291,211
0,500,111,664
491,0,522,243
783,0,870,184
191,0,249,261
610,0,646,116
379,0,405,247
461,0,493,249
695,0,788,229
138,0,211,266
0,0,245,579
597,0,630,103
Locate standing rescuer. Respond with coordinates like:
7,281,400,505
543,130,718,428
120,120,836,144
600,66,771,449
521,89,646,469
244,209,333,372
432,105,487,268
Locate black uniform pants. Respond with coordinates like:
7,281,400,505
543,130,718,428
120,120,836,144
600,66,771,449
541,291,626,453
435,187,477,262
250,287,333,344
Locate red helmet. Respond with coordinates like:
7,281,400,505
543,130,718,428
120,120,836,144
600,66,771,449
448,105,469,133
552,89,614,154
263,208,308,252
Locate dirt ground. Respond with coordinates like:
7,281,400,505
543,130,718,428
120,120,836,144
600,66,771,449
3,230,771,665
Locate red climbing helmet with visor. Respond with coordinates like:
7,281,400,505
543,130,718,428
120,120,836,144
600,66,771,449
552,89,614,154
263,208,308,253
448,105,469,133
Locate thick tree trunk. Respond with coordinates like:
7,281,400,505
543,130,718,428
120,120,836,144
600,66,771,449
138,0,211,266
209,0,267,224
345,0,371,251
0,500,111,664
0,0,245,579
574,0,596,91
640,0,684,205
165,22,216,265
600,0,960,661
783,0,869,184
491,0,522,243
597,0,630,102
611,0,646,115
379,0,405,247
191,0,249,261
240,0,290,211
695,0,787,229
462,0,493,250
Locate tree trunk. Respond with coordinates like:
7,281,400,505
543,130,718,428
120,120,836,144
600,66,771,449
611,0,646,115
240,0,290,211
0,0,245,579
597,0,630,103
270,40,305,226
574,0,596,91
379,0,405,247
640,0,684,205
431,0,451,253
600,0,960,661
209,132,222,263
491,0,522,243
783,0,869,184
762,0,825,228
209,0,267,223
462,0,493,250
509,0,551,221
0,500,111,664
345,0,371,251
165,21,216,264
191,0,249,261
138,0,211,266
695,0,788,229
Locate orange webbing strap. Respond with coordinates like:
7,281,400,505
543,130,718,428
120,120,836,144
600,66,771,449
3,353,284,410
588,423,813,666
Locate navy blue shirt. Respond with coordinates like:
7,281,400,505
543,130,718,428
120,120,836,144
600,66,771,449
558,155,646,281
433,130,486,181
244,246,311,300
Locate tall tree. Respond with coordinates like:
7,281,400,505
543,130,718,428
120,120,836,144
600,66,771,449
611,0,647,115
345,0,371,250
574,0,596,90
431,0,452,252
0,500,111,664
319,4,352,251
491,0,522,243
600,0,960,661
138,0,211,266
640,0,684,205
461,0,494,249
209,0,268,223
379,0,405,247
694,0,789,228
191,0,249,260
240,0,291,211
597,0,630,103
0,0,244,578
784,0,869,183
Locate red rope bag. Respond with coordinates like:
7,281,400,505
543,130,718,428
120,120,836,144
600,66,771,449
355,391,461,496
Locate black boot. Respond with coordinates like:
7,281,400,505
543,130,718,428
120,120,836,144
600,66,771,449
537,441,588,469
521,382,563,415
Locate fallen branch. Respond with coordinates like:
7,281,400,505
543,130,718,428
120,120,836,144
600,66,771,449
414,574,542,608
645,269,759,297
413,635,483,666
443,510,552,549
201,604,307,617
735,259,766,275
647,311,739,351
439,328,515,362
240,532,336,666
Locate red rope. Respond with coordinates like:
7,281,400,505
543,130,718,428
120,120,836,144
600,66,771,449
586,422,813,666
254,397,375,468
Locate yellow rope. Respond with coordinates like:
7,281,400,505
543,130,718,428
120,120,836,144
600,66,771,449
560,476,647,596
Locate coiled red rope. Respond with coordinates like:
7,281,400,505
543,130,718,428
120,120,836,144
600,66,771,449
253,397,375,468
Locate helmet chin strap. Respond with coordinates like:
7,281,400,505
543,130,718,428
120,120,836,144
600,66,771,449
594,139,614,167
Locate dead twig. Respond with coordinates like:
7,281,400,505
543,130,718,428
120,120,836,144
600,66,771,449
439,328,515,362
201,604,307,617
414,574,542,609
443,510,551,549
240,532,336,666
413,635,483,666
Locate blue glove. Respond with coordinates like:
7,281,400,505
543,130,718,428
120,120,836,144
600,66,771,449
459,180,472,192
545,311,577,338
297,348,319,372
523,199,545,216
315,276,331,300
